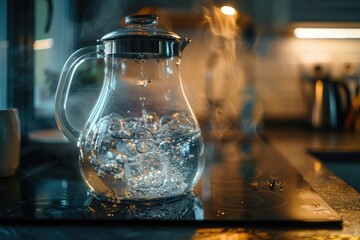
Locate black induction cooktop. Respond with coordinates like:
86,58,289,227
0,137,342,228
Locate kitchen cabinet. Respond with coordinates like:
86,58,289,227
244,0,360,31
291,0,360,22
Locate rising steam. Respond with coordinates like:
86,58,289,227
202,4,245,138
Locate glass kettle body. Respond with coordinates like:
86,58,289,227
55,15,205,202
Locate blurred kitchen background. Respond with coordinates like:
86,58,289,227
1,0,360,141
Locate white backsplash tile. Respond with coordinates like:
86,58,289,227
180,30,360,122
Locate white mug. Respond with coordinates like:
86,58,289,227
0,109,20,177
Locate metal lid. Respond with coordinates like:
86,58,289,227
99,15,190,58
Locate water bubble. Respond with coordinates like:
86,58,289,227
169,112,195,135
115,151,129,164
125,117,137,129
143,111,159,124
159,115,175,126
159,140,172,151
126,142,137,155
84,141,92,151
100,162,123,174
135,139,155,153
142,112,160,134
180,143,190,159
114,172,124,180
132,123,154,139
96,168,106,177
98,149,117,165
114,139,130,156
278,181,286,191
80,112,203,199
125,152,166,191
118,129,132,139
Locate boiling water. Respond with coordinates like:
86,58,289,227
79,112,204,202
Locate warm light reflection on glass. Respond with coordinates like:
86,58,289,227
312,79,323,127
33,38,54,50
220,5,237,16
314,161,322,174
294,28,360,39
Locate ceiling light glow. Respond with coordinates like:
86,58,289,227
294,28,360,39
220,6,237,16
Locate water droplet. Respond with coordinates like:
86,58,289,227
136,78,152,87
267,179,277,190
249,180,259,190
114,172,124,180
134,57,145,63
121,61,126,73
165,90,171,100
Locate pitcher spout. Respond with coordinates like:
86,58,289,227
179,38,191,52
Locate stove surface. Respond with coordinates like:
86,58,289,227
0,137,342,228
194,138,342,227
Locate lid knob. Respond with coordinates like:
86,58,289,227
125,15,158,25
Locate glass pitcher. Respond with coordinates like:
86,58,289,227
55,15,205,203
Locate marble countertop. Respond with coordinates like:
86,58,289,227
262,125,360,239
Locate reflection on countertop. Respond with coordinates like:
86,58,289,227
0,125,359,239
263,124,360,238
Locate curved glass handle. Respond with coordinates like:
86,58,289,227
55,45,104,143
